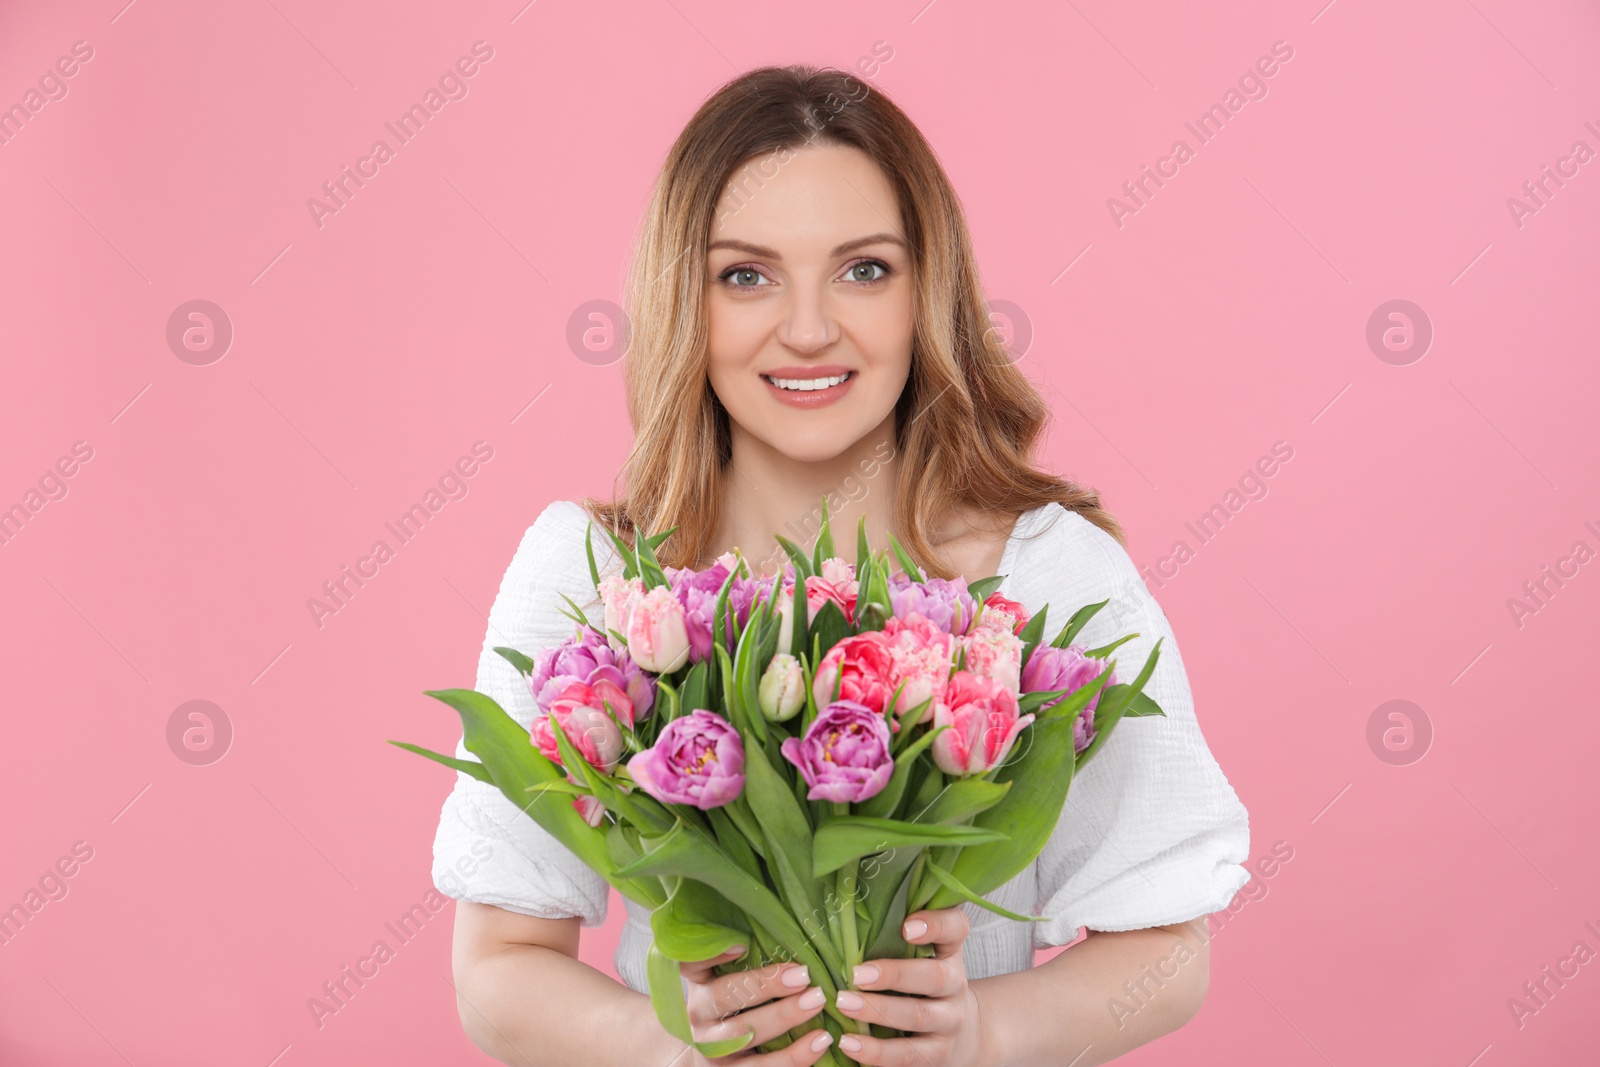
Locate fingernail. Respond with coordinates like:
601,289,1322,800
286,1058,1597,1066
798,986,825,1010
726,944,746,955
810,1030,834,1052
781,964,810,988
853,963,880,985
840,1034,862,1053
836,990,864,1011
904,919,927,939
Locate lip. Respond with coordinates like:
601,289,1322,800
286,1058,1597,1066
760,366,857,409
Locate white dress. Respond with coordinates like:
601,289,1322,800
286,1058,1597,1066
430,500,1251,995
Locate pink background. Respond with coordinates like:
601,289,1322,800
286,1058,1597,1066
2,0,1597,1063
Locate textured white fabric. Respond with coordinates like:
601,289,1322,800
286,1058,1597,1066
430,499,1251,993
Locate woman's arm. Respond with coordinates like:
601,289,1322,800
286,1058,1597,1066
450,901,666,1067
974,919,1209,1066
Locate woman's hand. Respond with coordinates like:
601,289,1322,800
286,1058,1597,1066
832,908,986,1066
679,945,837,1064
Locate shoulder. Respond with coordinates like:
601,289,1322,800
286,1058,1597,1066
1003,503,1159,635
502,501,622,599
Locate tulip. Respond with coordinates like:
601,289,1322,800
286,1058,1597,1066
780,700,894,803
978,592,1029,635
529,626,655,726
626,709,746,809
931,671,1035,776
881,613,957,727
1021,644,1119,755
962,625,1024,695
530,682,626,773
624,586,691,674
757,653,805,722
889,576,978,635
811,630,896,715
598,574,644,652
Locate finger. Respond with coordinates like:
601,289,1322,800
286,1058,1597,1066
739,1025,835,1066
694,985,828,1050
836,1029,942,1067
834,988,960,1035
689,960,813,1021
849,955,964,999
901,906,970,961
680,943,749,982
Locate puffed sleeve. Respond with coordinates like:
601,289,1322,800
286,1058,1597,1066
1010,505,1252,947
429,500,615,927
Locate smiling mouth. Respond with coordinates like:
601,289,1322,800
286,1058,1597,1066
760,371,856,392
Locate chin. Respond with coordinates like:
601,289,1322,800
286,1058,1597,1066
757,419,876,465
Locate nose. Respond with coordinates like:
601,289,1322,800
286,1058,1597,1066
776,277,839,354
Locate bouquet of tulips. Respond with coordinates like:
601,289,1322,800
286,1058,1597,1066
394,504,1165,1064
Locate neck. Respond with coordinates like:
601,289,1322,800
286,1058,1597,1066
710,414,900,574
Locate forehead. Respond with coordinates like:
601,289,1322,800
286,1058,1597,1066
709,142,902,251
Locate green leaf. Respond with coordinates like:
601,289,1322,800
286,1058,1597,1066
1055,599,1109,648
921,860,1045,922
600,524,640,581
584,522,602,591
492,646,536,677
634,523,671,590
966,575,1005,602
1016,604,1049,670
813,815,1008,878
556,591,592,629
908,778,1012,825
886,531,923,582
773,534,815,582
739,740,837,969
859,724,946,818
787,573,810,660
1076,638,1164,768
647,944,755,1058
651,877,750,962
812,496,834,572
808,600,849,663
418,688,664,909
680,660,710,715
387,740,492,783
707,805,761,878
856,516,871,577
1121,690,1167,717
1084,633,1138,660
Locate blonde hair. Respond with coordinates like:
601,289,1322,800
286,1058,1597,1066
589,64,1123,577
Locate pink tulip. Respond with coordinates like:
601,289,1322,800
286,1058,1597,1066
811,630,896,715
978,592,1029,636
931,671,1035,776
624,586,691,673
881,613,957,727
531,681,626,773
598,574,645,653
962,625,1024,695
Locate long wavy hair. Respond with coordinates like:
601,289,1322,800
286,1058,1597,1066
588,64,1123,577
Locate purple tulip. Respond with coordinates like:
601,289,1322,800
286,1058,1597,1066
889,576,979,635
667,555,764,664
780,700,895,804
529,627,655,727
1021,644,1119,755
626,709,746,809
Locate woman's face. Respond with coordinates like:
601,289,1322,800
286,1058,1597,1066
704,142,914,465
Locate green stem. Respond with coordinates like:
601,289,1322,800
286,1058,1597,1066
832,804,861,978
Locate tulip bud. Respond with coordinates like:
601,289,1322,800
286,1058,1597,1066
758,653,805,721
625,586,691,674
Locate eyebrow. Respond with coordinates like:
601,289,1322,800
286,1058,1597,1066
706,232,906,259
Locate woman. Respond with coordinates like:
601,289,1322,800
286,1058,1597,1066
431,65,1250,1065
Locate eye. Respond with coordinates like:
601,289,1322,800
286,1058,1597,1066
843,259,892,285
717,265,773,290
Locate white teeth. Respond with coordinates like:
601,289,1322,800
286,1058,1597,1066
765,373,851,391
